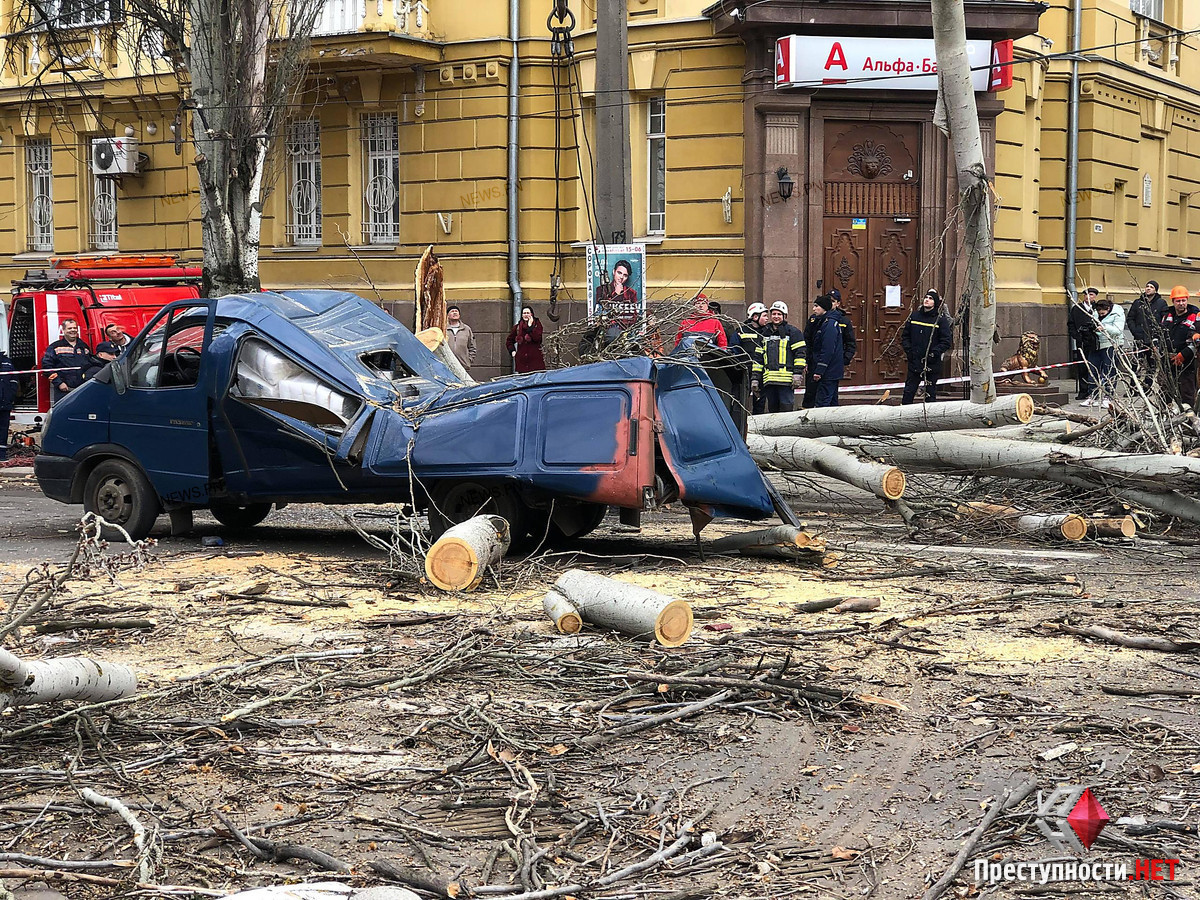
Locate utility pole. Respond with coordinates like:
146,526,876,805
594,0,633,246
930,0,997,404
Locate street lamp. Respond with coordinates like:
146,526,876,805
776,167,795,201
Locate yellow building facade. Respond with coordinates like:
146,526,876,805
0,0,1198,381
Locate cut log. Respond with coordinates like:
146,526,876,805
955,502,1087,542
708,525,821,553
820,431,1200,494
415,327,475,385
548,570,693,647
747,434,906,500
543,589,583,634
414,245,446,335
737,543,827,562
1087,516,1137,539
424,515,510,592
224,884,421,900
0,647,136,711
1048,473,1200,527
748,394,1033,439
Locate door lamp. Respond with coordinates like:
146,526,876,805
776,167,795,201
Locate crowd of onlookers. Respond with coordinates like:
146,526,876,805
1068,280,1199,408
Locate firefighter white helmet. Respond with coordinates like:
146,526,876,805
747,302,767,317
770,301,788,315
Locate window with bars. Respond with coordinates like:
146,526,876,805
1130,0,1164,21
647,97,666,234
25,139,53,253
90,169,118,250
286,119,322,246
361,114,400,245
48,0,121,27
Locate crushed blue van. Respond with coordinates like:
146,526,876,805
35,291,789,544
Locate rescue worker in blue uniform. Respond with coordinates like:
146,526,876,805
752,301,806,413
40,319,93,406
0,350,16,461
740,303,768,414
901,289,954,404
808,295,844,408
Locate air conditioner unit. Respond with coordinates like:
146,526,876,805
91,137,139,176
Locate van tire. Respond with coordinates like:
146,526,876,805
83,459,160,541
209,502,272,530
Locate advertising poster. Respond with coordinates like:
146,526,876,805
587,244,646,327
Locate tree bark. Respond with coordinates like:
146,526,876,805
548,570,693,647
708,525,823,552
820,431,1200,494
424,515,511,592
415,327,476,385
0,647,137,711
747,435,906,500
931,0,997,403
955,502,1087,541
749,395,1032,439
544,590,583,634
964,420,1074,442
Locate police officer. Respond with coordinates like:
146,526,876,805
752,301,806,413
40,319,93,405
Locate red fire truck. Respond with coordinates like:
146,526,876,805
4,255,202,425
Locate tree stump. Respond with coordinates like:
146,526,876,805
424,515,511,592
547,570,693,647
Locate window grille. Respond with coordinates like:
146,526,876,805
286,119,322,246
90,169,118,250
26,139,53,252
1130,0,1164,22
361,114,400,245
49,0,121,28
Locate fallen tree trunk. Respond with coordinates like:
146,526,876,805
956,502,1087,542
747,434,906,500
414,326,475,385
708,525,822,552
424,515,510,592
0,647,137,711
737,543,827,562
547,570,693,647
963,419,1074,442
748,395,1033,439
543,591,583,634
1088,516,1137,538
819,431,1200,494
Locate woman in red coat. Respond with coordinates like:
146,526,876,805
506,306,545,373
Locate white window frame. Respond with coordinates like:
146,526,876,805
286,119,322,246
361,114,400,245
25,139,53,253
89,167,118,250
647,96,666,235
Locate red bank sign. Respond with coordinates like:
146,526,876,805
775,36,1008,92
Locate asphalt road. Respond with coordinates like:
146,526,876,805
0,472,391,567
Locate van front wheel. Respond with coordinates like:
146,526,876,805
83,459,160,541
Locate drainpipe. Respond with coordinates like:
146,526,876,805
507,0,525,344
1064,0,1082,306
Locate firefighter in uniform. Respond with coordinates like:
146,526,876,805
740,303,768,414
752,301,806,414
40,319,93,406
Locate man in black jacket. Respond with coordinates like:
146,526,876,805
40,319,93,406
901,289,953,404
0,350,17,461
1163,286,1200,406
1067,289,1101,401
1128,280,1168,379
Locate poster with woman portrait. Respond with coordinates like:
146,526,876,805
587,244,646,328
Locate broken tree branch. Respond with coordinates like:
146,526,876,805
0,647,137,712
750,395,1032,439
748,435,906,500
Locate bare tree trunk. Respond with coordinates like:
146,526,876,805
749,395,1032,439
748,434,907,500
0,647,137,711
931,0,996,403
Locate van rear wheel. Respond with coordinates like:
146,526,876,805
83,459,160,541
209,502,273,530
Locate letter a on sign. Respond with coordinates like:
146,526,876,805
990,40,1012,91
825,42,849,70
776,36,792,85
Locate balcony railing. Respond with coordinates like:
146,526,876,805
311,0,430,37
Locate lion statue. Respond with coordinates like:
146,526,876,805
999,331,1049,385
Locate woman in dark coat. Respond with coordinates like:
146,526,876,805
507,306,545,373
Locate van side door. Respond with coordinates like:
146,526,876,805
108,303,217,506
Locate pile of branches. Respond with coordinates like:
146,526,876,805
746,361,1200,542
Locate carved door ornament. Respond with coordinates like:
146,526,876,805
884,257,903,285
835,256,854,288
847,140,893,180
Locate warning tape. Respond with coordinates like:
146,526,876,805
2,366,86,377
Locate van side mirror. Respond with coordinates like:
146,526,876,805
111,359,129,394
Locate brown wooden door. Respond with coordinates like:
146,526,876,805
821,120,922,386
